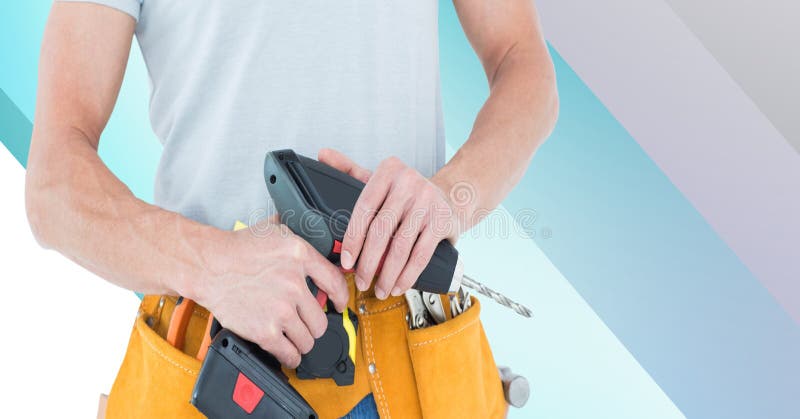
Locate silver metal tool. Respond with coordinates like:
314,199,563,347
462,275,532,318
498,366,530,408
404,290,434,330
449,294,462,318
460,287,472,311
448,287,472,318
422,292,447,324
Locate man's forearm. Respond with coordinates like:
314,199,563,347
25,125,221,299
432,42,558,231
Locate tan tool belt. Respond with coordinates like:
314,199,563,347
104,275,507,418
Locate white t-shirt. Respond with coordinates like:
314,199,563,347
61,0,446,229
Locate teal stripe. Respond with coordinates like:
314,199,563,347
0,88,32,168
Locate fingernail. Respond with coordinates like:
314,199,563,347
375,287,387,300
390,287,402,297
341,250,353,269
356,275,367,291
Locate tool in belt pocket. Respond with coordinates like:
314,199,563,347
296,278,358,386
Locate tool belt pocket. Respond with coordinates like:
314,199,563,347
406,297,507,418
104,295,207,419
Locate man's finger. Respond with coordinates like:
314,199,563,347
260,334,302,369
356,185,407,296
303,246,349,311
393,225,439,296
318,148,372,183
283,313,316,355
340,170,392,271
371,201,419,298
297,291,329,339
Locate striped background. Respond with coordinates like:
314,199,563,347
1,2,798,418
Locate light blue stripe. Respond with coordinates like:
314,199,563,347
0,89,32,167
0,2,48,121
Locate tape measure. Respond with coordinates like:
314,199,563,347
298,278,358,386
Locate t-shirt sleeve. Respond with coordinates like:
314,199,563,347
57,0,142,21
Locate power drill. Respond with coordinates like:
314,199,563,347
191,149,528,419
265,149,533,316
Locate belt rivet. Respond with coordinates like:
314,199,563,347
368,363,376,374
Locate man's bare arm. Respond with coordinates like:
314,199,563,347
26,3,187,293
25,3,347,367
320,0,558,298
432,0,558,224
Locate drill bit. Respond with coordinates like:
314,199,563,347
461,274,533,318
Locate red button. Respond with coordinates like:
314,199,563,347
315,289,328,308
232,372,264,414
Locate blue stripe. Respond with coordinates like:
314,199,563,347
0,88,32,167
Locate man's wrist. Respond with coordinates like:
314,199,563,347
167,221,228,305
432,162,478,238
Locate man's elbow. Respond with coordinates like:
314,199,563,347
539,63,560,140
25,171,57,250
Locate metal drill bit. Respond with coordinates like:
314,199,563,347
461,274,533,318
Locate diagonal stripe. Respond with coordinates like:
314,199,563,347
664,0,800,152
0,88,32,168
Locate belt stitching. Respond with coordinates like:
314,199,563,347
409,317,480,348
356,300,404,315
137,315,198,376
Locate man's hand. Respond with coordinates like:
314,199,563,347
318,149,460,299
196,220,348,368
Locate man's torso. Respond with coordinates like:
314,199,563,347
133,0,445,228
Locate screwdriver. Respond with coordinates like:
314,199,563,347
264,149,534,318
